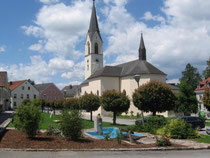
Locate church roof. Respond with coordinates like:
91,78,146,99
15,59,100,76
81,60,166,85
88,0,102,41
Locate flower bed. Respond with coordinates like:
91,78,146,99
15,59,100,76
0,130,185,149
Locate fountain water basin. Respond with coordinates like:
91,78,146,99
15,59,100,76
86,127,144,139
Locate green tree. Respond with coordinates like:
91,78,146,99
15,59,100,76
132,81,176,116
80,93,100,121
203,59,210,79
101,90,130,124
180,63,202,90
60,109,83,141
65,98,80,110
14,102,41,138
175,80,198,116
203,88,210,111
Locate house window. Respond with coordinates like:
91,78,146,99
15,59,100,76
27,94,29,99
28,87,30,90
14,102,17,107
87,42,90,55
14,94,17,99
22,86,24,90
21,94,23,99
95,43,98,54
34,95,36,99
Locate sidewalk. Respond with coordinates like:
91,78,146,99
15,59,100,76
82,113,136,125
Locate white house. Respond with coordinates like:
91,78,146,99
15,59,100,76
9,80,40,109
80,1,170,117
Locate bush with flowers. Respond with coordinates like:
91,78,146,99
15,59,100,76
155,135,171,146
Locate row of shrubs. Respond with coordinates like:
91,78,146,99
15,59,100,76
134,116,199,139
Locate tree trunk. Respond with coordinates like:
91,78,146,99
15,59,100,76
113,112,116,125
53,108,55,115
90,111,93,121
152,111,156,116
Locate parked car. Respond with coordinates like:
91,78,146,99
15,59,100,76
135,115,164,125
177,116,205,130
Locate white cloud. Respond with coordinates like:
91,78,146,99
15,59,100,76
23,0,92,58
49,58,74,71
61,61,84,80
0,46,5,53
6,56,53,83
40,0,59,5
143,12,165,24
29,43,43,51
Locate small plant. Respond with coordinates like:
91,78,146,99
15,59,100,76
135,116,167,134
60,109,83,141
157,119,199,139
116,130,123,145
104,133,111,141
156,135,171,146
14,103,41,138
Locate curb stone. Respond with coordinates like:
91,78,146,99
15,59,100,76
0,147,210,152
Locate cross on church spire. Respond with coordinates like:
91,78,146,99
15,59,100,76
139,33,146,60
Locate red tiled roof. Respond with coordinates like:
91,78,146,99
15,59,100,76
9,80,26,91
195,77,210,91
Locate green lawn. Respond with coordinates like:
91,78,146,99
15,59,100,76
116,115,141,120
8,113,134,130
193,134,210,144
205,122,210,126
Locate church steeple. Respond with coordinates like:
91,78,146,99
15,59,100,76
139,33,146,60
88,0,102,40
85,0,103,80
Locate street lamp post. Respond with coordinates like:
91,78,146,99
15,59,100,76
133,74,144,123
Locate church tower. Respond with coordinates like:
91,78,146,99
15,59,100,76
85,0,103,79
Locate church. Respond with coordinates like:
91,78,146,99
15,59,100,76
80,1,168,116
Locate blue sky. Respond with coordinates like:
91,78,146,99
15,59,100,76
0,0,209,89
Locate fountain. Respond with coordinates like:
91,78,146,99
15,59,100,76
87,114,145,141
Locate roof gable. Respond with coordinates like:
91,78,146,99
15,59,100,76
9,80,26,91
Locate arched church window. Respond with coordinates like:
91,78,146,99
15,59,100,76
95,43,98,54
87,42,90,55
87,64,89,70
97,90,99,96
